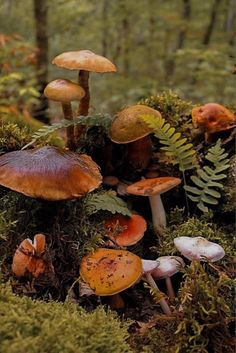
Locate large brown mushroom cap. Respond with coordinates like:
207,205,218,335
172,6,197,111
52,50,117,73
192,103,236,133
127,177,181,196
44,79,85,103
0,146,102,200
80,248,142,296
110,105,162,143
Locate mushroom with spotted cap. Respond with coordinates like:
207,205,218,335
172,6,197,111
127,177,181,232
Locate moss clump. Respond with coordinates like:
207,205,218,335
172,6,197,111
221,155,236,213
139,90,194,130
0,282,133,353
0,121,31,153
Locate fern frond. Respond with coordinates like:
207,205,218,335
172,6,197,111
22,114,112,150
83,190,132,217
142,114,196,171
184,140,230,212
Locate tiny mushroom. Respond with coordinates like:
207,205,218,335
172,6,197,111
109,105,162,170
192,103,236,142
12,233,46,278
127,177,181,232
44,79,85,150
52,50,117,139
104,213,147,247
0,146,102,200
152,256,185,299
141,259,172,315
174,236,225,262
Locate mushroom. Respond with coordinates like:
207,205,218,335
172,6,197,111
80,248,142,309
104,213,147,247
141,259,172,315
127,177,181,232
44,79,85,150
192,103,236,142
174,236,225,262
0,145,102,200
109,105,162,170
152,256,185,299
52,50,117,139
12,233,46,278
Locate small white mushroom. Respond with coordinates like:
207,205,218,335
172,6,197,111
174,236,225,262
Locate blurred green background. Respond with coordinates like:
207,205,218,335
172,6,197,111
0,0,235,122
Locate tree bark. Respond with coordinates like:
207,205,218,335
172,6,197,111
202,0,222,45
101,0,109,56
32,0,49,124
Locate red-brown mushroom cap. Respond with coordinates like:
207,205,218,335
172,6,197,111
80,248,142,296
104,214,147,247
0,146,102,200
109,105,162,144
44,79,85,103
192,103,236,133
52,50,117,73
127,177,181,196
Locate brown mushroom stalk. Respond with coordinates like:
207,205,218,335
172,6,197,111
76,70,90,138
62,102,76,150
126,135,153,170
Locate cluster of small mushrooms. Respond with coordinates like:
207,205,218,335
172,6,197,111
0,49,233,313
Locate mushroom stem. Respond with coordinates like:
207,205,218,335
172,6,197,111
145,272,171,315
148,194,166,230
61,102,75,150
127,136,153,170
165,277,175,300
106,293,125,310
75,70,90,140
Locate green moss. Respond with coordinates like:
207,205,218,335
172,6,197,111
139,90,194,131
221,155,236,213
0,283,133,353
0,122,31,153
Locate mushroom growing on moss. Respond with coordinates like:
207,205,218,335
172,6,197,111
44,79,85,150
192,103,236,142
12,233,46,278
104,213,147,247
52,50,117,139
109,105,162,170
127,177,181,232
0,145,102,200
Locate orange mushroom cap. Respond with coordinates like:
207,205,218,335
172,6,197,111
104,214,147,247
109,105,162,144
80,248,142,296
127,177,181,196
12,234,46,278
44,79,85,103
192,103,236,133
0,146,102,200
52,50,117,73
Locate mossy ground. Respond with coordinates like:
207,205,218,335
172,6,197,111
0,92,235,353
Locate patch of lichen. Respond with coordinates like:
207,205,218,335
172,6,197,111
0,282,133,353
139,90,194,131
150,209,235,267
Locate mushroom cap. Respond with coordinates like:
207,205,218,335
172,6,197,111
103,175,120,187
80,248,142,296
109,105,162,143
174,236,225,262
44,79,85,103
127,177,181,197
0,146,102,200
152,256,185,279
52,50,117,73
192,103,236,133
12,238,35,277
33,233,46,256
104,214,147,247
142,259,159,274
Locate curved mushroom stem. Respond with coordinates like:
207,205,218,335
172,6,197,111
106,293,125,310
62,102,75,150
75,70,90,140
145,272,171,315
126,136,153,170
165,277,175,300
148,194,166,231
